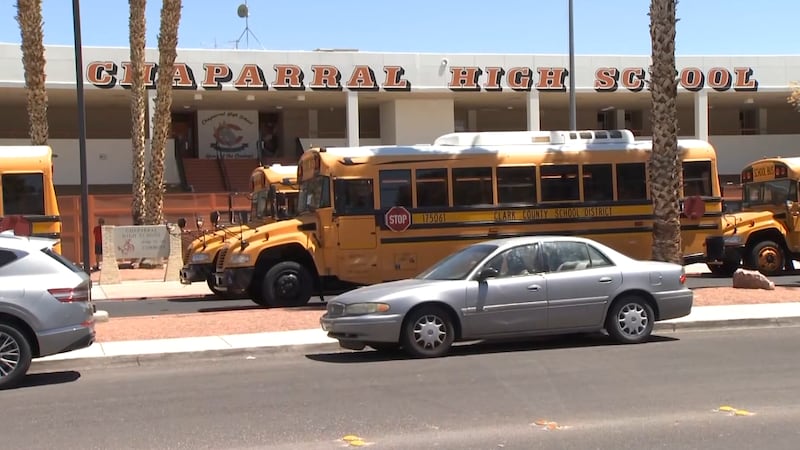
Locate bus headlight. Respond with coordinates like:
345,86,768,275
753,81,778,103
723,235,743,245
190,253,211,263
230,254,251,265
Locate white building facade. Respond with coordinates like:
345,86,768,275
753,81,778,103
0,42,798,188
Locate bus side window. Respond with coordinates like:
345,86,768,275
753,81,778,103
379,169,412,209
582,164,613,202
682,161,712,197
334,179,374,214
416,168,449,208
453,167,493,207
616,163,647,201
541,165,579,202
497,166,537,205
1,172,46,215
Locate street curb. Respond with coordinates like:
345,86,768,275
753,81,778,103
654,316,800,332
30,317,800,372
30,342,344,372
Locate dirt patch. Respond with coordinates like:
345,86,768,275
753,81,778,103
93,285,800,342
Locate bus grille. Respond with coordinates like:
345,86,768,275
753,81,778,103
216,245,229,272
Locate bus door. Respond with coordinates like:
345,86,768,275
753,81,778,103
784,182,800,251
332,178,379,283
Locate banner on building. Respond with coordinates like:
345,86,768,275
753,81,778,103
197,110,259,159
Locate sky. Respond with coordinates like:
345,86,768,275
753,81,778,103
0,0,797,55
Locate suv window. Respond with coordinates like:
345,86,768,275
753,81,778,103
0,249,18,269
42,247,84,273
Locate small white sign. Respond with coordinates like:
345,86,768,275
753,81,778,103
197,110,259,159
113,225,170,259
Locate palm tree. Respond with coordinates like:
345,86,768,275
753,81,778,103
648,0,682,264
789,82,800,110
144,0,182,225
129,0,147,225
15,0,48,146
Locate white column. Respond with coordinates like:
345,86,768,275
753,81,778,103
694,90,709,141
308,109,319,138
467,109,478,131
758,107,768,134
526,90,541,131
346,91,360,147
615,108,626,130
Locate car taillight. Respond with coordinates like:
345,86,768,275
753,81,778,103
680,273,687,285
48,287,90,302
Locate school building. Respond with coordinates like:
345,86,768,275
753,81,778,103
0,42,798,195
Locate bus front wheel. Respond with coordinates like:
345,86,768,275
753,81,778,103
262,261,313,307
748,240,785,276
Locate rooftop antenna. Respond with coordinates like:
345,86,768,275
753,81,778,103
234,1,264,50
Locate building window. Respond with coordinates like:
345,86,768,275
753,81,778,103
739,109,758,135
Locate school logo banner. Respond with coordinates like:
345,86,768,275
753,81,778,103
197,110,259,159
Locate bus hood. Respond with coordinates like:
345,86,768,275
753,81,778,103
721,210,784,235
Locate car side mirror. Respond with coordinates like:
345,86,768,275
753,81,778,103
477,267,499,281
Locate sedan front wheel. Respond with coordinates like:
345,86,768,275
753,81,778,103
401,306,454,358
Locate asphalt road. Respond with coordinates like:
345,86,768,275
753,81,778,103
5,326,800,449
96,271,800,317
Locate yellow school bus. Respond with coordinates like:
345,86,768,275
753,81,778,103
0,146,62,253
179,164,299,296
705,157,800,276
216,129,725,307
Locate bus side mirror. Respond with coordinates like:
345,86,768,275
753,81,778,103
209,211,220,227
177,218,187,229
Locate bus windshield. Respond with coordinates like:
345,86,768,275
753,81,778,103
250,187,274,221
297,176,331,213
742,179,796,208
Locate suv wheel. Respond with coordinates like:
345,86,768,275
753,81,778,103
0,323,32,390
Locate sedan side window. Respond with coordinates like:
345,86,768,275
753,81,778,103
587,244,613,268
483,244,541,278
544,241,592,272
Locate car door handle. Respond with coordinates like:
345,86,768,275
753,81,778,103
527,284,541,291
598,277,613,283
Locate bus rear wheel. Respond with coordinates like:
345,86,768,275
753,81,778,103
748,240,785,276
262,261,313,307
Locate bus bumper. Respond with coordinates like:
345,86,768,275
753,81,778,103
221,267,254,295
179,263,213,285
704,236,744,265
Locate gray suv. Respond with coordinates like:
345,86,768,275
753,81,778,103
0,231,95,389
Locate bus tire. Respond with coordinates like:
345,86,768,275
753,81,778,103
262,261,313,307
748,240,785,276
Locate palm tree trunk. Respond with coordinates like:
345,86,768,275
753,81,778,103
129,0,147,225
16,0,48,146
648,0,682,264
144,0,182,225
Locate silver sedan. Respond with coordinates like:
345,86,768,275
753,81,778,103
320,235,692,358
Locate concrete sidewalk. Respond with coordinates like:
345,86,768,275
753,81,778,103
34,301,800,365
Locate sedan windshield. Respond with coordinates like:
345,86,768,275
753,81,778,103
416,244,498,281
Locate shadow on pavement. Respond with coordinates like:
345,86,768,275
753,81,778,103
12,370,82,389
197,302,327,313
305,333,679,364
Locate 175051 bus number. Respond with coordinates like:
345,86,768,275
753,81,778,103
420,212,446,224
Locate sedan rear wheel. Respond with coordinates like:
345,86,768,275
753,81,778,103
0,323,32,390
401,306,454,358
605,296,654,344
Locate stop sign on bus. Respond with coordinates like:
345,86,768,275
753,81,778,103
385,206,411,232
